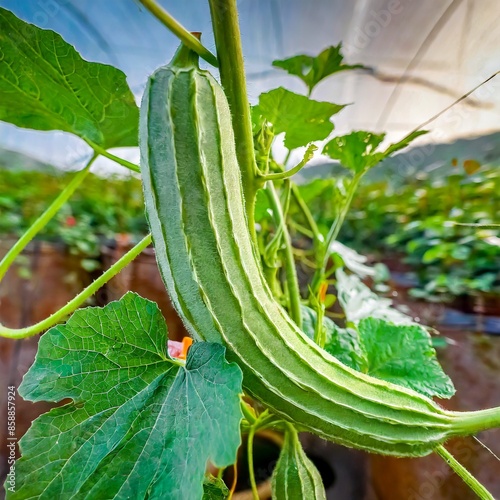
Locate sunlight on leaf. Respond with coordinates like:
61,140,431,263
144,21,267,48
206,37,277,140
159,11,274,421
335,268,413,325
356,317,455,398
0,7,139,148
9,293,242,500
273,44,365,94
329,240,376,277
323,130,428,175
255,87,346,149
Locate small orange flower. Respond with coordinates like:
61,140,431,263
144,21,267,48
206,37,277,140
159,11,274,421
167,337,193,359
319,282,328,304
178,337,193,360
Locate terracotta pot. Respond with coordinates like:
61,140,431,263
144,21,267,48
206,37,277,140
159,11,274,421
0,240,91,480
101,239,187,342
368,329,500,499
469,292,500,316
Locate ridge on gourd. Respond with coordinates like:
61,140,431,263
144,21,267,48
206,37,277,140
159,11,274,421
139,43,500,457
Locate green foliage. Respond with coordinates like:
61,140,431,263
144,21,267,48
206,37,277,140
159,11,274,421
389,215,500,300
301,297,454,399
0,7,138,148
203,475,230,499
10,294,242,499
273,44,365,95
2,6,495,497
323,130,428,175
323,131,386,174
352,318,454,398
0,169,147,242
299,168,500,299
254,87,346,149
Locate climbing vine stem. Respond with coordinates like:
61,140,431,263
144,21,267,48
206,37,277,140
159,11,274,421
435,445,493,499
0,234,152,339
310,172,363,296
0,154,97,282
137,0,218,67
266,181,303,328
208,0,259,242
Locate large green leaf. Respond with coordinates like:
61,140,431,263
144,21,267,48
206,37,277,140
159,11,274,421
323,130,428,175
324,317,455,399
356,318,455,399
325,271,454,398
0,7,138,148
8,293,243,500
273,45,365,94
255,88,346,149
271,427,326,500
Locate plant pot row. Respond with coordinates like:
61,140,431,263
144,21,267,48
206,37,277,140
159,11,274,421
1,241,500,498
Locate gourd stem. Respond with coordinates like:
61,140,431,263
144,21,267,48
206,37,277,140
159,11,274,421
0,155,96,283
435,445,493,499
208,0,258,243
266,182,302,328
0,235,152,339
169,36,201,69
452,406,500,435
137,0,218,67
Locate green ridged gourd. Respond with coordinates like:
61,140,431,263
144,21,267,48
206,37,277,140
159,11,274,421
139,44,500,457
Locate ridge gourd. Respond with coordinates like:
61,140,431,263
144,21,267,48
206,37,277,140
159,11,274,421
140,43,500,457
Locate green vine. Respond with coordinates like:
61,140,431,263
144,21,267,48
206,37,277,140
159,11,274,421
208,0,259,240
137,0,219,67
435,445,493,499
310,172,363,296
0,154,97,282
266,181,302,328
85,140,140,173
0,234,152,339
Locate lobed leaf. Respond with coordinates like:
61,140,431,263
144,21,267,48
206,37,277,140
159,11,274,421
273,44,365,94
323,130,428,175
0,7,139,148
8,293,243,500
323,272,455,398
356,317,455,399
254,88,346,149
323,131,386,174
